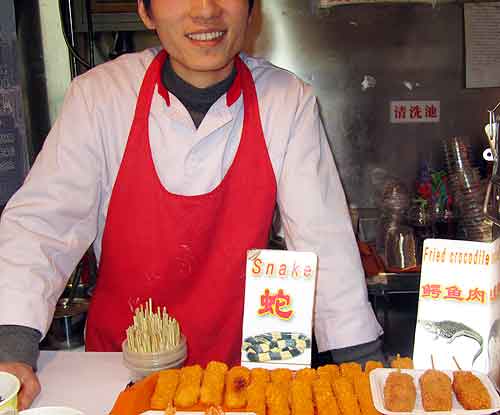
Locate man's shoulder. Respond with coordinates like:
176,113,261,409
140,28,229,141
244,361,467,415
72,48,160,98
242,53,309,91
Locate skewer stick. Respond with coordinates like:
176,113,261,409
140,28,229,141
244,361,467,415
125,298,181,353
452,356,462,370
431,354,435,370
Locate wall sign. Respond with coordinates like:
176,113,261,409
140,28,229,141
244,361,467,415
390,100,440,123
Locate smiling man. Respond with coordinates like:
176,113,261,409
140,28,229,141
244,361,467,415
0,0,382,409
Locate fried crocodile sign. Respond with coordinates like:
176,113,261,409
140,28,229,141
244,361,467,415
413,238,500,386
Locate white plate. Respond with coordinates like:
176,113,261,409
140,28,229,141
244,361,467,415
19,407,84,415
369,368,500,415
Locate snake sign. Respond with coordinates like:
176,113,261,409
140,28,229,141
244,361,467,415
241,249,318,370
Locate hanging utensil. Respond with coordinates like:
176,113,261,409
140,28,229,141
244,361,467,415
483,102,500,227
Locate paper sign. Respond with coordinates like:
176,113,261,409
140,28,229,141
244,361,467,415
413,238,500,386
390,100,440,123
241,249,318,370
464,3,500,88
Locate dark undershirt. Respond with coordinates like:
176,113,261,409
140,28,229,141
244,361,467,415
161,58,237,128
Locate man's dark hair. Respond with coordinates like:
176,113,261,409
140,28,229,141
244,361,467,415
142,0,255,14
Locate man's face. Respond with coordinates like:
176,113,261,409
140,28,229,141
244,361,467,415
138,0,250,87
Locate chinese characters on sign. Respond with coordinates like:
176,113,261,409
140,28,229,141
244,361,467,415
421,283,490,304
390,100,440,124
258,288,294,320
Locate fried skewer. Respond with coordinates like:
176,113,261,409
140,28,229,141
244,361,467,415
224,366,250,409
291,379,314,415
312,378,341,415
174,364,203,408
419,369,453,411
353,372,379,415
200,361,228,407
266,382,290,415
452,356,491,410
383,371,416,412
332,376,362,415
150,369,180,410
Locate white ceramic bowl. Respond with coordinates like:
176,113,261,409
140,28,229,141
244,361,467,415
19,407,84,415
0,371,20,414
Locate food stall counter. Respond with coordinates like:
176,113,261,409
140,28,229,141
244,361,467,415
34,351,130,414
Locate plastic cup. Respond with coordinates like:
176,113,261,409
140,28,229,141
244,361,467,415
122,335,187,381
0,371,20,414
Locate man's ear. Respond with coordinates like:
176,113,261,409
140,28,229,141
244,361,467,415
137,0,156,30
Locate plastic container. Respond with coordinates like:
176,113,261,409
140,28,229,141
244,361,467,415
122,335,187,381
0,371,20,414
369,368,500,415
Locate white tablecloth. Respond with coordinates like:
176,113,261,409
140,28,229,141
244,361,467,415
34,351,130,414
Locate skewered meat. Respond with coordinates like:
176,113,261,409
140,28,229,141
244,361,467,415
419,369,452,411
452,371,491,410
383,371,416,412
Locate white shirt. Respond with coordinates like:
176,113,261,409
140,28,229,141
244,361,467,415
0,49,382,352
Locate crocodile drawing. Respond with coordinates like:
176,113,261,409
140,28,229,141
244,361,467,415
418,319,483,366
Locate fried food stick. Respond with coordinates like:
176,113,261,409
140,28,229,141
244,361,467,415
419,369,452,411
246,368,270,415
364,361,383,374
250,368,270,385
200,361,228,406
353,373,379,415
150,369,180,410
383,371,416,412
312,378,341,415
295,368,318,384
340,362,363,384
453,371,491,410
291,379,314,415
390,354,414,369
224,366,250,409
174,364,203,408
270,368,293,385
317,364,340,383
266,381,290,415
332,376,362,415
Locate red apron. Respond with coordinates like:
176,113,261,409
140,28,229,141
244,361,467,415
85,50,277,367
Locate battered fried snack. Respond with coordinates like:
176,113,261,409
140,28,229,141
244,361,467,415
200,361,228,406
317,364,340,383
383,371,416,412
390,354,414,369
250,367,270,385
291,379,314,415
353,373,379,415
332,376,362,415
364,361,383,374
419,369,452,411
270,368,293,385
266,382,290,415
151,369,180,409
340,362,363,384
452,371,491,410
312,378,341,415
246,380,268,415
295,368,318,384
224,366,250,409
174,364,203,408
